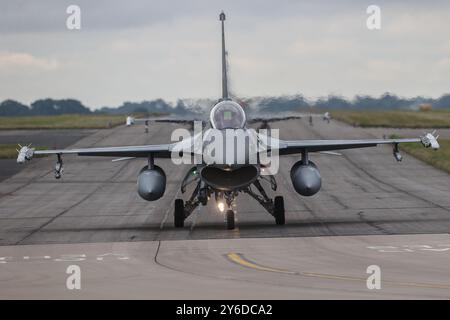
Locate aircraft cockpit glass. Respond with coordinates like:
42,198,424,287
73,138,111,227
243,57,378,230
210,101,246,129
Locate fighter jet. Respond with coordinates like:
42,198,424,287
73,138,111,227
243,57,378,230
126,115,199,133
17,12,439,230
126,111,330,133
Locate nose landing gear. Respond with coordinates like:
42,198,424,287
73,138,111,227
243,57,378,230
226,210,235,230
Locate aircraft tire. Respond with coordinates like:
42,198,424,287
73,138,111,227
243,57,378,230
226,210,235,230
274,196,285,225
174,199,185,228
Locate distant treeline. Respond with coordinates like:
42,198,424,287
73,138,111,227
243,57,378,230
0,99,91,117
1,93,450,117
244,93,450,114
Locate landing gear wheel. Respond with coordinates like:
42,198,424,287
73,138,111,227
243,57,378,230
226,210,235,230
274,196,285,225
199,189,208,206
174,199,185,228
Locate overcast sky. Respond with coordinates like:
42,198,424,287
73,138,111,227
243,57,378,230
1,0,449,108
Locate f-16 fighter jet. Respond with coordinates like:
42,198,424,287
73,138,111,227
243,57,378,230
17,12,439,230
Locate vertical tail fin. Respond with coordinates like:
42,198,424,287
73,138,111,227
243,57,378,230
220,11,229,100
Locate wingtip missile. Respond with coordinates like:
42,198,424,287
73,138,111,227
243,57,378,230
421,131,440,150
17,145,35,164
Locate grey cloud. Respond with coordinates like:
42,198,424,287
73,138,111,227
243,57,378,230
3,0,447,34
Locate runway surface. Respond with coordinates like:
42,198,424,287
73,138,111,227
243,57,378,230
0,119,449,299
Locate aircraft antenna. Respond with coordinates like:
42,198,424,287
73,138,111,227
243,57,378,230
220,11,229,100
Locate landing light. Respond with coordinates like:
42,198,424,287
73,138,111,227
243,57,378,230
218,202,225,213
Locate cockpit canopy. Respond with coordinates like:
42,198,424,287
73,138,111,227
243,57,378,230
210,100,246,130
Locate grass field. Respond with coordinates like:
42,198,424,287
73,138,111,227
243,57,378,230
390,136,450,174
0,114,128,130
332,110,450,128
0,144,48,159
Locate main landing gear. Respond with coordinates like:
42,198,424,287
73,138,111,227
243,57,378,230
54,154,63,179
173,174,285,230
242,179,285,226
174,199,185,228
273,196,285,225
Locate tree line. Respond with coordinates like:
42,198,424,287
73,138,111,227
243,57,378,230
1,93,449,117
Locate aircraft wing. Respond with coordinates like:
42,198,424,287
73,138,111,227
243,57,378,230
127,116,203,126
248,113,330,124
17,131,439,164
17,143,174,162
132,118,196,124
276,132,439,155
248,116,302,124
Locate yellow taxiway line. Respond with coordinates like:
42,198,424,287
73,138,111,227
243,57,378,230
227,253,297,275
226,252,450,290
